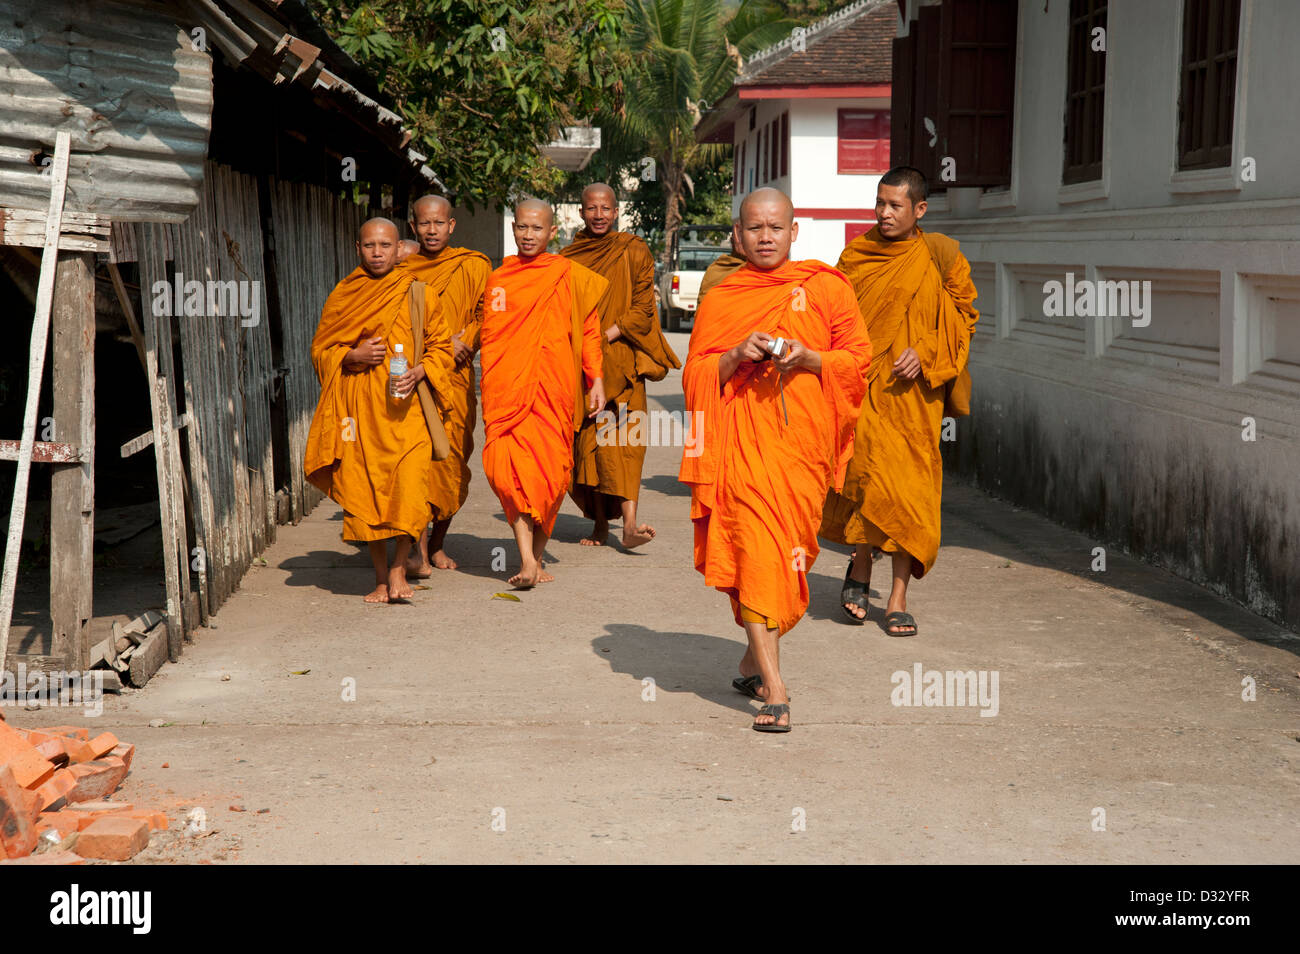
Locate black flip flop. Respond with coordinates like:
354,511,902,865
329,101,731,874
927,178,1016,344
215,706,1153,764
732,674,791,701
841,557,869,623
884,611,918,637
752,703,791,733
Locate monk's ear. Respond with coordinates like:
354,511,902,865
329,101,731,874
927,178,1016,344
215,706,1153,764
447,217,457,235
790,220,799,243
914,199,928,221
548,223,558,241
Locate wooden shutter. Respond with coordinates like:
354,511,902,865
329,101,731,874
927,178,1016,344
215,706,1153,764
838,110,890,174
1178,0,1241,169
1062,0,1107,184
780,111,789,177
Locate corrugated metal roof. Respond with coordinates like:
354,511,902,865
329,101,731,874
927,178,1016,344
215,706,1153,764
0,0,214,222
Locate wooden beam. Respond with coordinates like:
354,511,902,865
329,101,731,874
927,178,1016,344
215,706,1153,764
49,250,96,672
106,261,148,373
0,440,83,463
0,131,71,673
119,414,190,458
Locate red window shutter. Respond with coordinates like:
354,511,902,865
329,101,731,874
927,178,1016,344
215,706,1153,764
770,119,779,180
838,110,890,174
780,112,789,177
845,221,875,244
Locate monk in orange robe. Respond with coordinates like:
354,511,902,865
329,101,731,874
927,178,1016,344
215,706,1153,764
305,218,454,603
680,188,872,732
560,182,680,548
822,166,979,636
401,194,491,574
481,198,607,587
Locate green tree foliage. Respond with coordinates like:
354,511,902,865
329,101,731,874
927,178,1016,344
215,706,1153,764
309,0,631,208
564,0,794,266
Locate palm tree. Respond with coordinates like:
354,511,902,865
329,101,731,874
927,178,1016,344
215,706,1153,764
616,0,795,268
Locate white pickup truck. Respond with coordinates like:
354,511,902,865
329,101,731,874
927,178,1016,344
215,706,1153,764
659,225,733,332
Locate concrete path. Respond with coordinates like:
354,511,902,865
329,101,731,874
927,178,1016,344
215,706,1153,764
16,332,1298,864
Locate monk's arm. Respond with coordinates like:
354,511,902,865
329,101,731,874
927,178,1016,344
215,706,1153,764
420,289,455,396
609,242,656,344
581,305,604,387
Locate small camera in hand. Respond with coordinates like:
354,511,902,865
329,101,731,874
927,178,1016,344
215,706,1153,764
768,337,789,359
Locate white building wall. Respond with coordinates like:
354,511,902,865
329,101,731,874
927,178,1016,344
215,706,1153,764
923,0,1300,627
731,95,888,266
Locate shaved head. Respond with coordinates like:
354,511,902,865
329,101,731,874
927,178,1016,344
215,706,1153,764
514,197,554,228
578,182,618,238
409,194,456,256
411,194,452,220
512,197,557,259
735,188,797,270
581,182,616,204
357,217,401,278
738,188,794,227
360,217,400,241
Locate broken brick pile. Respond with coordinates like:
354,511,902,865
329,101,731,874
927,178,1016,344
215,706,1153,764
0,709,166,864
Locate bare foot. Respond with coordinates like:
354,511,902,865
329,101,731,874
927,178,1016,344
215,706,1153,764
509,562,541,589
404,560,433,579
579,535,608,546
621,523,655,549
538,567,555,583
387,567,414,601
431,549,458,570
844,557,870,620
364,584,390,604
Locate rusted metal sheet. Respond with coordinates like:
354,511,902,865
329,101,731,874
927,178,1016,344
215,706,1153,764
0,1,214,222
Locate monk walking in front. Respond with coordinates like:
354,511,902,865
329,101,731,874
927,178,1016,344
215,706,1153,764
560,182,680,548
821,166,979,636
481,199,607,587
304,218,454,603
680,187,872,732
401,194,491,574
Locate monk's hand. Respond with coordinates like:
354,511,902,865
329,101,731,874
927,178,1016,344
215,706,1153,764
393,363,425,399
773,338,818,374
736,332,773,363
587,378,607,418
605,323,622,344
892,346,922,380
347,336,386,368
451,330,472,367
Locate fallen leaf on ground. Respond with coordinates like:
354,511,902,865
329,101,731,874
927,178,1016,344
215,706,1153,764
491,593,521,602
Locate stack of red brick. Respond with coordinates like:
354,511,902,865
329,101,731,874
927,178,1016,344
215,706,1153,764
0,710,166,863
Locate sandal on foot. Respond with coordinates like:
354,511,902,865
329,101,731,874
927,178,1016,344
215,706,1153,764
752,703,791,733
841,557,869,624
732,674,763,700
732,674,791,702
884,611,918,637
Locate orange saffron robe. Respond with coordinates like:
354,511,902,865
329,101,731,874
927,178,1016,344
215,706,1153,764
404,247,491,522
305,265,454,541
480,253,605,534
699,252,748,299
680,260,872,636
821,226,979,577
560,229,680,518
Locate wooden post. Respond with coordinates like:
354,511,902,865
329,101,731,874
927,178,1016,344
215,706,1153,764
49,250,96,672
0,131,71,672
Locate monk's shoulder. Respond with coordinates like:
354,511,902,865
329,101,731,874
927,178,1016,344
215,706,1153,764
920,231,965,275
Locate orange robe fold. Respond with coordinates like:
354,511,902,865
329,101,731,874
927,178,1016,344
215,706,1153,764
404,247,491,522
305,265,454,541
679,260,872,636
481,253,606,534
699,252,748,299
821,226,980,577
560,229,681,519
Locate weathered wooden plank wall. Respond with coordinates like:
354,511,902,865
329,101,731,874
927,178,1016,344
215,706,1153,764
123,162,364,633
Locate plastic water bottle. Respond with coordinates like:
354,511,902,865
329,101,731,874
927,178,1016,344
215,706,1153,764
389,343,407,403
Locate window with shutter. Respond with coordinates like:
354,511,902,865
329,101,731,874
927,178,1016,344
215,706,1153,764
838,110,891,175
894,0,1017,191
780,112,789,177
1062,0,1107,184
1177,0,1241,170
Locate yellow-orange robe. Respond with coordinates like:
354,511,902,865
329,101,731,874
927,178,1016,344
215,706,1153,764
305,265,454,541
821,226,979,577
680,260,872,636
404,247,491,522
699,252,747,299
560,229,680,519
481,253,606,534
